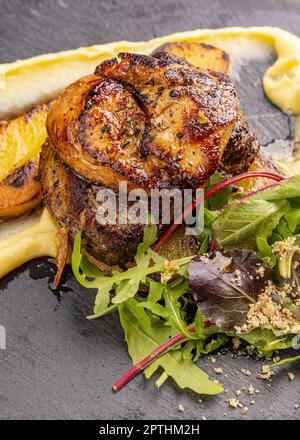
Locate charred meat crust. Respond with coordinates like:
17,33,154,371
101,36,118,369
220,111,260,176
47,52,238,191
152,45,260,177
39,140,146,266
151,51,194,67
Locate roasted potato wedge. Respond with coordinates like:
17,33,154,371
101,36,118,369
153,41,230,74
0,160,42,219
0,104,48,218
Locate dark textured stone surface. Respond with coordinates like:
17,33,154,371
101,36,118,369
0,0,300,420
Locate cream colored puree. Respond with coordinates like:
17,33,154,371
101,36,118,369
1,26,300,279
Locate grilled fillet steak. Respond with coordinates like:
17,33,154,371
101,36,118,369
41,49,259,267
47,52,237,191
40,140,146,266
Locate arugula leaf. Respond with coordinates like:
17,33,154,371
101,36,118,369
270,354,300,367
71,232,104,288
135,222,158,265
87,304,118,320
72,231,194,318
188,250,270,331
199,235,210,254
163,287,201,339
71,230,164,316
204,208,219,226
139,276,202,340
119,298,223,395
182,332,229,361
182,340,200,360
276,218,291,239
213,198,289,250
147,279,165,303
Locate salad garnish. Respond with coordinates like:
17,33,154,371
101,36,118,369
72,172,300,396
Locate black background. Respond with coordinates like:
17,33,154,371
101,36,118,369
0,0,300,420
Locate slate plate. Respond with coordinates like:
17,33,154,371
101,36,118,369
0,0,300,420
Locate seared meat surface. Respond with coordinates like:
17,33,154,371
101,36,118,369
151,50,259,177
47,52,237,191
40,45,260,266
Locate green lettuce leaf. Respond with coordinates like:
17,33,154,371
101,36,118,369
253,175,300,201
212,176,300,251
213,198,289,250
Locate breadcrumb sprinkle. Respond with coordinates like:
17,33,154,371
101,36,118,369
272,236,299,258
228,398,239,408
235,280,300,334
256,266,265,278
257,365,274,380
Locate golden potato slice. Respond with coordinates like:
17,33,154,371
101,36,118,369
0,104,49,182
153,41,230,74
0,160,42,219
0,104,49,218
